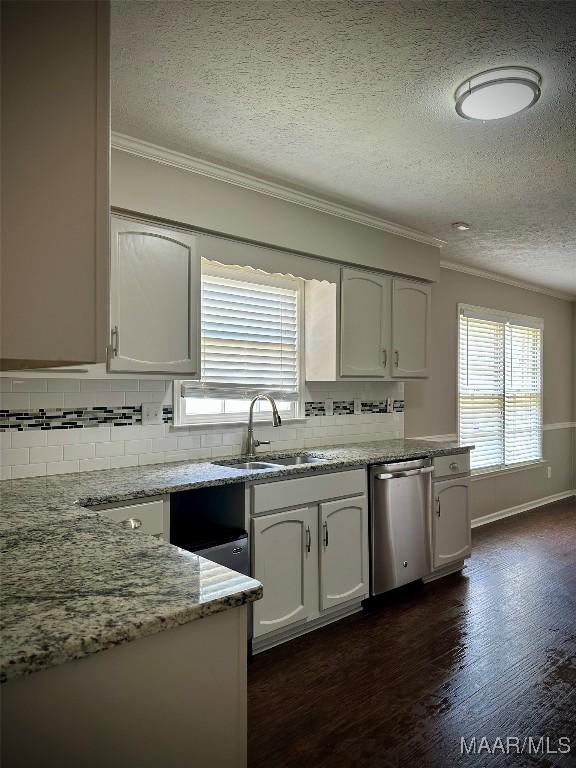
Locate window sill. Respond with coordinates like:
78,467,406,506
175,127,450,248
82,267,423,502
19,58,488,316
470,459,546,480
170,417,308,430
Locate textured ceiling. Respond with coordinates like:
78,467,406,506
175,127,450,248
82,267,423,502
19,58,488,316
111,1,576,296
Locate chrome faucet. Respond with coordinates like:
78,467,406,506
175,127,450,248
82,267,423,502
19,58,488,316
246,394,282,456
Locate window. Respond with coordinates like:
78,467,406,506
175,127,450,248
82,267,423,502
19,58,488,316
175,263,302,424
458,304,543,472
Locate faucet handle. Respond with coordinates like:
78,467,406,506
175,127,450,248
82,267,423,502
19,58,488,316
255,439,271,447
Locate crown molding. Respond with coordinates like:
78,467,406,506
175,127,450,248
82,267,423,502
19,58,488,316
111,132,445,249
441,260,576,301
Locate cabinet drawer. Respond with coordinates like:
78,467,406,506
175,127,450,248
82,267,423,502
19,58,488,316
98,499,166,538
433,452,470,480
252,469,367,514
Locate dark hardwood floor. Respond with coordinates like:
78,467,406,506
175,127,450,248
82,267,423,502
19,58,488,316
248,499,576,767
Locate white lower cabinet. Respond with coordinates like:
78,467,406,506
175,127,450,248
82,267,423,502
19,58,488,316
319,495,369,610
432,478,471,569
251,507,317,639
251,470,369,644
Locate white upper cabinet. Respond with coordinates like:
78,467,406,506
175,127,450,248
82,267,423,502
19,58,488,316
319,495,369,610
251,507,317,638
432,478,471,570
391,278,431,378
1,1,110,369
340,268,391,377
108,217,200,375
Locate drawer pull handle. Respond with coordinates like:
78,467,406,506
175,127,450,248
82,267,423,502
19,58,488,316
121,517,142,530
449,462,460,471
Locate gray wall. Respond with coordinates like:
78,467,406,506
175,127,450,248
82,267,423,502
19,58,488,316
405,267,575,520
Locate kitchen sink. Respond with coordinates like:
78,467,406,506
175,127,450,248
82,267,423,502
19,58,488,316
216,461,280,470
214,454,327,470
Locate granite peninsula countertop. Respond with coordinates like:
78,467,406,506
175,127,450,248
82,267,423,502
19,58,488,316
0,438,471,683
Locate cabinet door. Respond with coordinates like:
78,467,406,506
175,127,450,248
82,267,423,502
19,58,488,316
319,495,369,610
252,507,317,638
108,217,200,375
391,279,431,378
1,1,109,368
432,479,471,569
340,269,391,377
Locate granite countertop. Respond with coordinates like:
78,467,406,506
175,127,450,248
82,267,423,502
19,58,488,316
0,437,471,684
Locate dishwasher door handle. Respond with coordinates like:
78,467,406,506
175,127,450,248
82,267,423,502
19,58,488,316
375,466,433,480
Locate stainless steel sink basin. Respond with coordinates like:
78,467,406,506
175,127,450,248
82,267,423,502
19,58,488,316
214,454,327,470
267,456,327,466
215,461,280,470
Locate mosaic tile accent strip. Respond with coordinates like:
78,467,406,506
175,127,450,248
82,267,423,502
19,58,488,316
333,400,354,415
305,401,326,417
304,400,404,417
0,406,173,431
0,401,403,431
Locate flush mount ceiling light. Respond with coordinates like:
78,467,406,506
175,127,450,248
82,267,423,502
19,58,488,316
452,222,471,231
455,67,541,121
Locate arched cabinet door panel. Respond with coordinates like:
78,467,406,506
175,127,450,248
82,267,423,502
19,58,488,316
340,268,391,378
319,495,369,610
391,279,431,378
432,479,471,569
252,507,317,638
108,217,200,375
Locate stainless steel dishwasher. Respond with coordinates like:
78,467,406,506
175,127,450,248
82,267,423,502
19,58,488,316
369,457,434,595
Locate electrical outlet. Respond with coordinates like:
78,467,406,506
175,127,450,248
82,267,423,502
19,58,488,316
354,399,362,415
547,465,552,480
142,403,163,426
325,399,334,416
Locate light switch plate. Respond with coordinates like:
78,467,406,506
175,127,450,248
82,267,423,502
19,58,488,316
325,399,334,416
142,403,163,425
354,399,362,415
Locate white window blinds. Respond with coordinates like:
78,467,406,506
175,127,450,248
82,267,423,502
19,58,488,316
458,306,542,471
181,270,300,399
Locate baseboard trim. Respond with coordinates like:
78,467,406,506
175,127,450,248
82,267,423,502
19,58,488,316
252,599,364,654
471,490,576,529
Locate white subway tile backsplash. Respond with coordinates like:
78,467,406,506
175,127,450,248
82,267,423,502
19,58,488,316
1,377,403,480
76,426,111,444
0,393,31,410
0,466,12,480
30,392,65,410
80,379,111,392
30,445,63,464
11,430,47,449
138,379,168,391
12,463,46,479
1,448,29,466
176,435,202,450
79,457,110,472
11,379,47,392
201,433,222,448
151,437,178,453
64,443,95,461
109,455,139,469
125,439,153,455
47,379,81,393
47,429,82,446
138,453,165,466
63,392,125,409
95,441,125,458
110,379,139,391
47,459,80,475
125,391,167,407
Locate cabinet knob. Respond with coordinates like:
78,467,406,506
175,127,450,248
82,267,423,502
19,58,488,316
449,462,460,472
121,517,142,530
